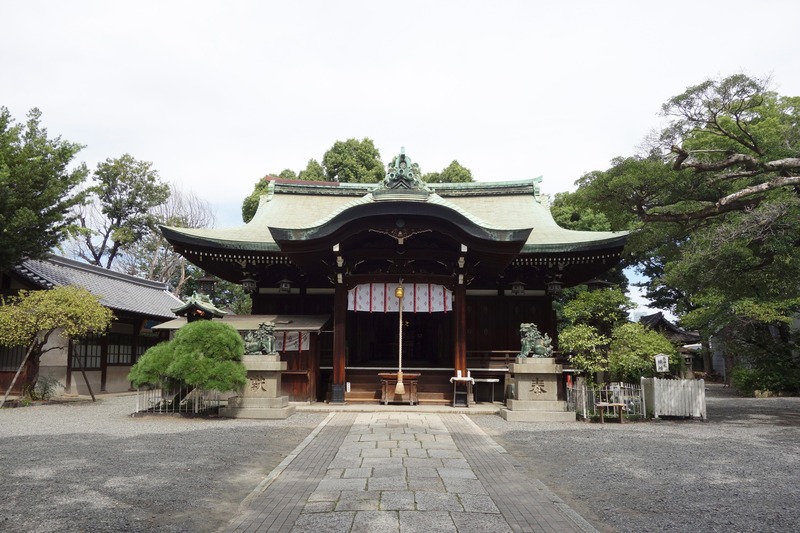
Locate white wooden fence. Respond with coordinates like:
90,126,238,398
641,377,706,419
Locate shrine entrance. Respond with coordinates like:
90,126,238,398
347,309,452,369
340,281,456,404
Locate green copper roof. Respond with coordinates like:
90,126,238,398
171,292,228,318
160,178,627,255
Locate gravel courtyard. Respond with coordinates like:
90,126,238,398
0,398,327,533
474,385,800,533
1,386,798,532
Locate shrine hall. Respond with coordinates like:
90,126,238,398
159,150,627,405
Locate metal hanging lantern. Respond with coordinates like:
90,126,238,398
546,279,564,295
278,278,292,293
241,276,257,294
510,280,526,295
197,274,218,295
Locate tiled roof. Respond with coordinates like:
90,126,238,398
640,312,701,344
13,256,183,319
160,178,627,254
153,314,330,332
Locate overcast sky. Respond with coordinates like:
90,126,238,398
4,1,800,314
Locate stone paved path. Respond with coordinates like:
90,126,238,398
224,412,595,533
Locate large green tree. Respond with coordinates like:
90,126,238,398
563,74,800,390
241,176,271,223
0,107,88,271
321,137,384,183
422,160,474,183
241,141,481,222
241,139,385,222
73,154,170,269
297,159,325,181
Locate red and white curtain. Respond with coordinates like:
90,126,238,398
348,283,453,313
276,331,310,352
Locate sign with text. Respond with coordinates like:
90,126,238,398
655,354,670,373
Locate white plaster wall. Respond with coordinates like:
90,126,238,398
105,366,134,393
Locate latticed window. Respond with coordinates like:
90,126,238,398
72,334,102,370
0,345,27,372
107,333,133,365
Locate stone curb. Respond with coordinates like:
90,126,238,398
231,412,336,514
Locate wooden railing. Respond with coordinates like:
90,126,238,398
466,350,517,370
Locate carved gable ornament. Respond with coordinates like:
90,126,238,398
373,147,431,200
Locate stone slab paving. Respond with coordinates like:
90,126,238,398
224,412,596,533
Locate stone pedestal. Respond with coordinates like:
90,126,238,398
219,354,295,419
499,357,575,422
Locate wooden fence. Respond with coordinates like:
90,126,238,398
641,377,706,419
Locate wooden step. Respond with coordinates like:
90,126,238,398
417,398,451,405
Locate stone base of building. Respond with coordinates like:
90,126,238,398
499,404,575,422
220,395,295,419
218,354,295,419
500,357,575,422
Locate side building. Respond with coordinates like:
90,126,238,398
0,255,182,396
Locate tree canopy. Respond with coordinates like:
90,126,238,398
321,138,384,183
241,138,385,222
73,154,170,269
560,73,800,392
558,287,632,380
0,107,88,271
241,140,478,222
422,160,474,183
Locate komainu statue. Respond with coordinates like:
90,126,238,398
244,322,277,355
518,323,553,358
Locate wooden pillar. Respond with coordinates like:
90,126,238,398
548,295,559,350
331,281,347,403
453,282,467,375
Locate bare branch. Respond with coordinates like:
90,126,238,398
765,158,800,171
643,175,800,222
671,147,761,172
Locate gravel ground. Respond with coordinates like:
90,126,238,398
0,396,326,533
1,387,798,533
474,385,800,533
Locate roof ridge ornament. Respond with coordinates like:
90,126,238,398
171,291,228,321
373,147,431,199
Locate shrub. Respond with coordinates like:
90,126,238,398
608,323,679,382
23,375,62,401
128,341,175,389
560,324,610,380
128,321,246,392
731,361,800,396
